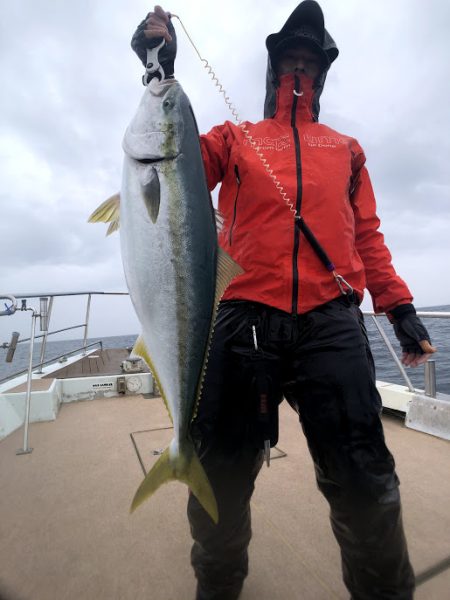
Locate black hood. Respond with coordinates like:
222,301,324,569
264,1,339,120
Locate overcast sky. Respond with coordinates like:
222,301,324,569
0,0,449,344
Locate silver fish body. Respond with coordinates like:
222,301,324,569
121,78,216,443
118,78,241,522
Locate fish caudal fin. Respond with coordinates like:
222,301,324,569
130,443,219,524
88,193,120,236
129,251,241,525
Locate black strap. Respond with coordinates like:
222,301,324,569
296,217,335,272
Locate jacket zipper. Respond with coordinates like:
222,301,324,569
228,164,241,246
291,75,303,315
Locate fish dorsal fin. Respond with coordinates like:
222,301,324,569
132,335,173,423
214,247,244,306
214,209,224,233
88,193,120,236
142,168,160,224
192,249,244,419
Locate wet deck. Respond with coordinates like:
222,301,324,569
0,396,449,600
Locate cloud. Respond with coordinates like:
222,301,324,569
1,0,449,345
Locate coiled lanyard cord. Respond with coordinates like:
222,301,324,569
171,15,353,296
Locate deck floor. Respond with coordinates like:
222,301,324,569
41,348,149,379
3,349,149,393
0,396,449,600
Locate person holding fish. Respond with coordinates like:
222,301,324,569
131,3,436,599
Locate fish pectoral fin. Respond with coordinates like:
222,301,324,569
215,247,244,305
130,444,219,524
141,167,160,224
88,193,120,236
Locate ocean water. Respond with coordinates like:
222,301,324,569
1,306,449,394
364,305,450,394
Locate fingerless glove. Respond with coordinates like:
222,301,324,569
389,304,432,355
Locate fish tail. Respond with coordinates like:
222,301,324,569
130,442,219,524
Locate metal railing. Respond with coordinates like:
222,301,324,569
0,291,129,454
364,310,450,399
1,292,129,379
0,341,104,385
1,291,448,454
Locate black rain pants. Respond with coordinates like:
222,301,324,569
187,297,415,600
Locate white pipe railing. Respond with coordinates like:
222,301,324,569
364,310,450,398
0,291,129,453
1,294,448,453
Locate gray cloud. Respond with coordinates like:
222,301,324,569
1,0,449,342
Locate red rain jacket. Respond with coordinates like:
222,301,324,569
200,73,413,315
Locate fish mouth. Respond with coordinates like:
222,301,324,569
135,154,179,164
123,129,181,163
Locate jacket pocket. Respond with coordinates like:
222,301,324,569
228,164,241,246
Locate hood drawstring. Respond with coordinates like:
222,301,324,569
293,70,304,97
274,73,315,124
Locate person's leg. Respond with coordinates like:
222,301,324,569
283,298,415,600
188,302,282,600
188,444,263,600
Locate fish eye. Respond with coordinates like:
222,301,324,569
163,99,172,109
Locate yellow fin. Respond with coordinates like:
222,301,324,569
215,247,244,306
180,448,219,524
131,335,172,423
106,221,119,235
88,193,120,236
192,248,244,421
130,442,219,524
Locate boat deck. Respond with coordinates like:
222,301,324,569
2,349,149,394
39,349,148,380
1,395,449,600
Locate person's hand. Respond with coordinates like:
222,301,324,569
400,338,435,368
389,304,437,368
131,5,177,80
144,6,173,43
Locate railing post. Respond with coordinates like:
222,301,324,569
36,296,53,374
424,360,437,398
17,311,37,455
83,294,92,355
370,315,415,393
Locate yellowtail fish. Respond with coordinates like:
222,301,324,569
89,77,243,523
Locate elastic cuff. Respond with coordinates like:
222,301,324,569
388,303,416,322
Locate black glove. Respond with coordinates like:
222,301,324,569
131,14,177,81
389,303,432,355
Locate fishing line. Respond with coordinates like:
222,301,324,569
171,15,352,295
